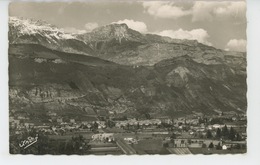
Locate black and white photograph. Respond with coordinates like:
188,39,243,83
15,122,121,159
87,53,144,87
8,0,248,155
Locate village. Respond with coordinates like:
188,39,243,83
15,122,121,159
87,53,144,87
9,109,247,155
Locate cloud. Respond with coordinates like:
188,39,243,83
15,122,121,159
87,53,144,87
192,1,246,22
113,19,148,33
142,1,191,19
63,22,99,34
57,6,65,15
84,22,99,32
157,28,212,46
62,27,86,34
226,39,247,52
142,1,246,22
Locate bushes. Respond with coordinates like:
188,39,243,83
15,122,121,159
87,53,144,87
202,143,207,148
163,142,169,148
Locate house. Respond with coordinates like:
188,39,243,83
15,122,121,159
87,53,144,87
108,111,114,115
57,118,63,123
124,137,138,144
232,117,238,121
186,118,199,125
158,117,172,124
222,145,228,150
97,121,106,129
203,139,222,147
241,132,247,139
92,133,114,142
115,121,127,128
173,138,223,148
86,124,92,129
212,124,224,129
70,119,75,123
47,111,57,117
24,122,35,128
82,121,90,125
151,119,162,125
207,125,213,130
174,139,189,148
17,116,26,120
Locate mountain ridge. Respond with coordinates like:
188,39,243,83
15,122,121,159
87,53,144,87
8,17,247,119
9,17,246,66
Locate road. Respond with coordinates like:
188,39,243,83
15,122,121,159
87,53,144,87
116,138,137,155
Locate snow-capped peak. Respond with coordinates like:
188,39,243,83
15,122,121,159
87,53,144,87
9,16,75,40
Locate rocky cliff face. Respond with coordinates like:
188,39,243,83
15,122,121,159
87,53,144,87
8,17,247,119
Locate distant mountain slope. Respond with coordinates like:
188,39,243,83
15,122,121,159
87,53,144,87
9,44,246,119
9,44,117,67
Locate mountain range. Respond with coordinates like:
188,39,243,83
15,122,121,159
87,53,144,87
9,17,247,120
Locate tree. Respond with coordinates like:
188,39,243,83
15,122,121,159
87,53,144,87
93,121,99,130
222,125,229,139
236,133,242,141
229,127,236,141
208,142,214,149
10,130,53,155
199,118,204,124
216,128,222,139
206,130,213,139
67,134,91,155
126,123,130,130
136,105,151,119
234,144,241,149
163,142,169,148
145,113,151,119
170,133,177,140
204,117,208,124
36,133,51,154
216,142,222,150
10,129,92,155
136,122,140,130
106,120,115,128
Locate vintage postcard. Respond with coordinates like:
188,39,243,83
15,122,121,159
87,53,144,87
8,1,247,155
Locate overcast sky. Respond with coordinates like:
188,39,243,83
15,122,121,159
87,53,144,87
9,1,247,52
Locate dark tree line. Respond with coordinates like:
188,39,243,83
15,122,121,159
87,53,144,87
208,125,242,141
10,129,91,155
